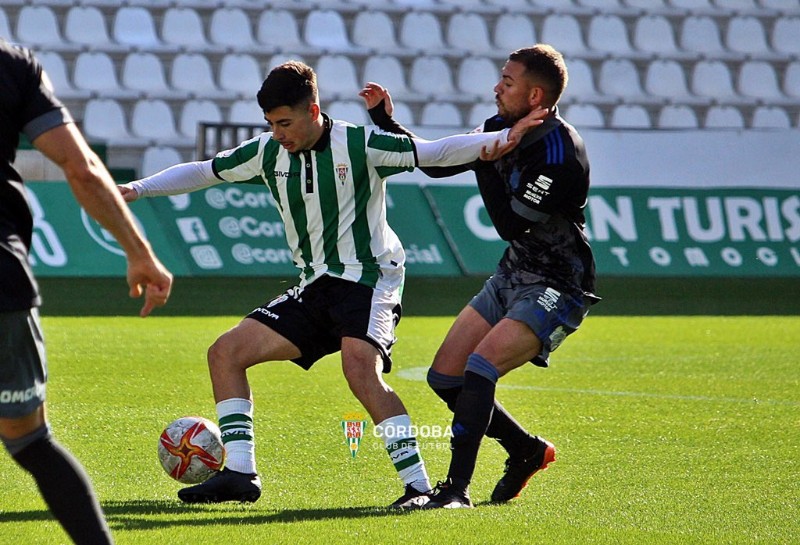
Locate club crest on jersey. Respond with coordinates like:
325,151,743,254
336,163,349,185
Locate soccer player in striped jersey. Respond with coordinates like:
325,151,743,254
120,61,543,508
363,45,600,508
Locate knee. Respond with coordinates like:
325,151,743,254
207,336,233,374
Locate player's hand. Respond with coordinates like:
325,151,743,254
359,82,394,116
127,253,173,318
480,139,512,161
118,183,139,203
507,107,549,145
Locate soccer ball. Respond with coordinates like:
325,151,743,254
158,416,225,484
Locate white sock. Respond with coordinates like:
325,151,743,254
216,398,256,474
375,414,431,493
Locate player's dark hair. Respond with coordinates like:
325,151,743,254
509,44,568,107
257,61,318,113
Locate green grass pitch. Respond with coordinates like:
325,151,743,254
1,310,798,544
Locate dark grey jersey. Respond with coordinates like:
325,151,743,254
477,112,598,302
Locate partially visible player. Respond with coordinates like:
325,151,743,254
120,60,545,509
361,44,599,508
1,39,173,544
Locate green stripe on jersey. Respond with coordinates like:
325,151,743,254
315,146,345,277
285,153,314,281
213,138,261,174
347,126,379,287
261,139,283,212
367,131,414,153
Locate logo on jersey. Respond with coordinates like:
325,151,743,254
534,175,553,190
336,163,349,185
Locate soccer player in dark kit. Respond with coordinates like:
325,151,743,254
361,44,600,508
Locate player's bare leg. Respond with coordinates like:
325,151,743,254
341,337,432,508
179,318,300,504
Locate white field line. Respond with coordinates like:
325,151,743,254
395,367,800,407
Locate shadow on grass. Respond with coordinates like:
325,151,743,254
99,499,411,530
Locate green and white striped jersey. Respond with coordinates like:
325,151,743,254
212,117,416,288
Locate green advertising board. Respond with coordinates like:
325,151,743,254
28,181,462,278
27,182,190,277
26,181,800,278
424,185,800,277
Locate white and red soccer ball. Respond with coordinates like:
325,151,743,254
158,416,225,483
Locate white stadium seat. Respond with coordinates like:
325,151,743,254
560,58,598,101
82,98,133,142
209,8,256,50
180,100,223,139
783,61,800,98
16,6,63,47
420,102,462,127
467,102,498,128
315,55,360,97
400,12,445,52
725,16,770,56
352,11,398,50
609,104,652,129
0,8,12,42
704,106,745,129
644,60,691,100
131,99,178,141
64,6,111,47
327,100,369,125
121,53,171,95
738,61,783,101
493,14,536,52
587,15,633,55
691,60,738,101
680,16,726,55
170,53,222,97
218,53,263,95
304,10,350,51
751,106,791,129
410,56,454,96
772,18,800,56
73,52,122,93
447,13,492,55
227,99,260,124
141,146,183,178
162,7,208,48
362,55,411,96
113,7,161,48
541,14,587,56
633,15,678,55
257,10,303,51
562,104,605,129
456,56,499,97
598,59,645,99
657,105,699,129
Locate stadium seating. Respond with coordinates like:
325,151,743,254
5,0,798,177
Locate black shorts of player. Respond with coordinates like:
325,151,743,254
0,308,47,418
246,275,401,373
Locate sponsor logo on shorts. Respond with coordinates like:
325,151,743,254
253,307,279,320
537,287,561,312
0,385,45,405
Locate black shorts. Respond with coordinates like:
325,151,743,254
246,275,402,373
0,308,47,418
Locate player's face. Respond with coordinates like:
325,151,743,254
494,60,537,122
265,102,321,153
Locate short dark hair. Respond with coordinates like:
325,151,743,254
256,60,318,113
508,45,568,107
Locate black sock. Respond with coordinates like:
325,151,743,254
12,434,113,545
448,368,497,483
429,369,535,457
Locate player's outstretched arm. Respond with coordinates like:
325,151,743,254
120,160,221,201
32,123,173,317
